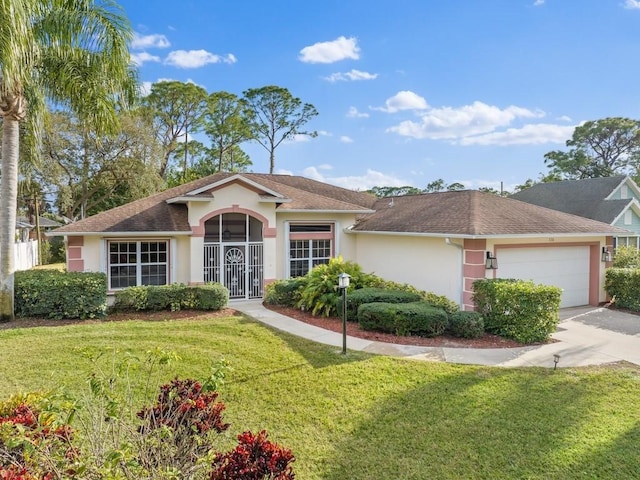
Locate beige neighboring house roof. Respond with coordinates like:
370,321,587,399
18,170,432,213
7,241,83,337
51,173,378,235
350,190,632,237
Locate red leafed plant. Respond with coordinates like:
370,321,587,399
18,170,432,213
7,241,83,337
0,402,77,480
210,430,295,480
137,377,230,434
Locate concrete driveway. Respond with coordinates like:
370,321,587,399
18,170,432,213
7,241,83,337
482,307,640,368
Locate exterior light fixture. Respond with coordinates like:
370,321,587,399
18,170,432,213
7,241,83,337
601,247,612,263
338,273,351,355
553,353,561,370
485,251,498,269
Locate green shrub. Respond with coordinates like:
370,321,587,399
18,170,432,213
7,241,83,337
613,245,640,268
422,292,460,315
448,311,485,339
297,256,373,317
605,268,640,310
263,278,307,307
472,278,561,344
357,302,448,337
342,287,422,319
15,269,107,319
113,283,228,312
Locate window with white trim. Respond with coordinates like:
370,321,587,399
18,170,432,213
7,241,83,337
288,223,333,277
108,241,168,289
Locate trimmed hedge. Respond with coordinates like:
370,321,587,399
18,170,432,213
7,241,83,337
113,283,229,312
15,270,107,319
448,311,485,339
472,278,561,344
263,278,307,307
342,287,423,319
605,268,640,311
357,302,448,337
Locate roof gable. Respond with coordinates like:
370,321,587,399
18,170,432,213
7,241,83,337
52,173,376,235
510,175,633,224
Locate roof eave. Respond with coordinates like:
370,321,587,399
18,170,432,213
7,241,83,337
345,229,627,239
47,230,192,237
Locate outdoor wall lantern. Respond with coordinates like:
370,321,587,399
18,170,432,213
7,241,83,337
338,273,351,355
485,251,498,269
601,247,612,263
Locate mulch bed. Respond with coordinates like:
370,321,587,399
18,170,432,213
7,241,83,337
263,304,534,349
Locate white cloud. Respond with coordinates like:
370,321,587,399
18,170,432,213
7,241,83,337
340,136,354,143
132,33,170,49
164,50,236,68
317,164,333,170
317,130,332,136
347,106,369,118
459,123,575,146
139,81,152,96
557,115,572,122
130,52,161,66
299,36,360,64
533,0,545,6
373,91,429,113
386,101,544,139
301,167,409,190
324,69,378,82
624,0,640,9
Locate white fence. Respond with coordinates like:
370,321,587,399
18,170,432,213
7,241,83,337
14,240,39,271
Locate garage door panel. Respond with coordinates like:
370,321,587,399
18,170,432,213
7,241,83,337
497,246,590,308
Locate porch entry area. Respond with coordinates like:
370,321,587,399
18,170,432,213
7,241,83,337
203,213,264,300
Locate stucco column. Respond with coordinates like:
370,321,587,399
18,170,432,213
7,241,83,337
462,238,488,311
190,236,204,285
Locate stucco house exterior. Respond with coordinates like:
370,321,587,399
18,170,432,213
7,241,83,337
511,175,640,249
51,173,629,310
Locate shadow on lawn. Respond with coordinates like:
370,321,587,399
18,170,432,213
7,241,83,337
236,313,374,370
322,365,640,480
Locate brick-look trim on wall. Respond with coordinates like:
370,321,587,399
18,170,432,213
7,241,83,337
462,238,487,311
67,236,84,272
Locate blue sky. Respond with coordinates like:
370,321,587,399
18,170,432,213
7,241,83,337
119,0,640,192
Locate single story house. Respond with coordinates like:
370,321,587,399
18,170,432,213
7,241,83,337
51,173,629,310
511,175,640,249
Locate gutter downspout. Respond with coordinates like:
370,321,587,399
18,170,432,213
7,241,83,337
445,238,465,308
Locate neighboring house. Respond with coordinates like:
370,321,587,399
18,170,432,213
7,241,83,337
13,219,38,271
511,175,640,249
17,216,63,240
50,173,629,310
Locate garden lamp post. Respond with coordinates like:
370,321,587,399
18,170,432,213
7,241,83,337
338,273,351,354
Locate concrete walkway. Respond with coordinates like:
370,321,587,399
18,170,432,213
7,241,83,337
232,301,640,368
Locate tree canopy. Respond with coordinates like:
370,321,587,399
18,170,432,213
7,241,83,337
544,117,640,180
243,85,318,174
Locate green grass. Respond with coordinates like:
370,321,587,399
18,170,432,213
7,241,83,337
1,313,640,479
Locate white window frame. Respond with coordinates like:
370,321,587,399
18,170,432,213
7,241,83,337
107,240,169,290
285,222,335,278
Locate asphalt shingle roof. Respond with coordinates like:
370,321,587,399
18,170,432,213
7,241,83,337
351,190,629,236
510,176,629,224
53,173,377,234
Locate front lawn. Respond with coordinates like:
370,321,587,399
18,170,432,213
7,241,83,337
1,312,639,479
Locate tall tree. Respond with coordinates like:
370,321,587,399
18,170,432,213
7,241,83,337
544,117,640,179
203,91,252,172
40,110,162,220
0,0,137,321
141,81,208,179
367,185,422,198
243,85,318,174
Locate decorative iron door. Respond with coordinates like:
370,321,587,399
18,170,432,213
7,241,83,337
224,245,245,299
203,242,263,299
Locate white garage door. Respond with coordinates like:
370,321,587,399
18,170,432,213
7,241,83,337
497,246,590,308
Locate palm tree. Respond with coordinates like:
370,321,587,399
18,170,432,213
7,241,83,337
0,0,137,321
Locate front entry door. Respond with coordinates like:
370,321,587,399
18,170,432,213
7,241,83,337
224,245,246,299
